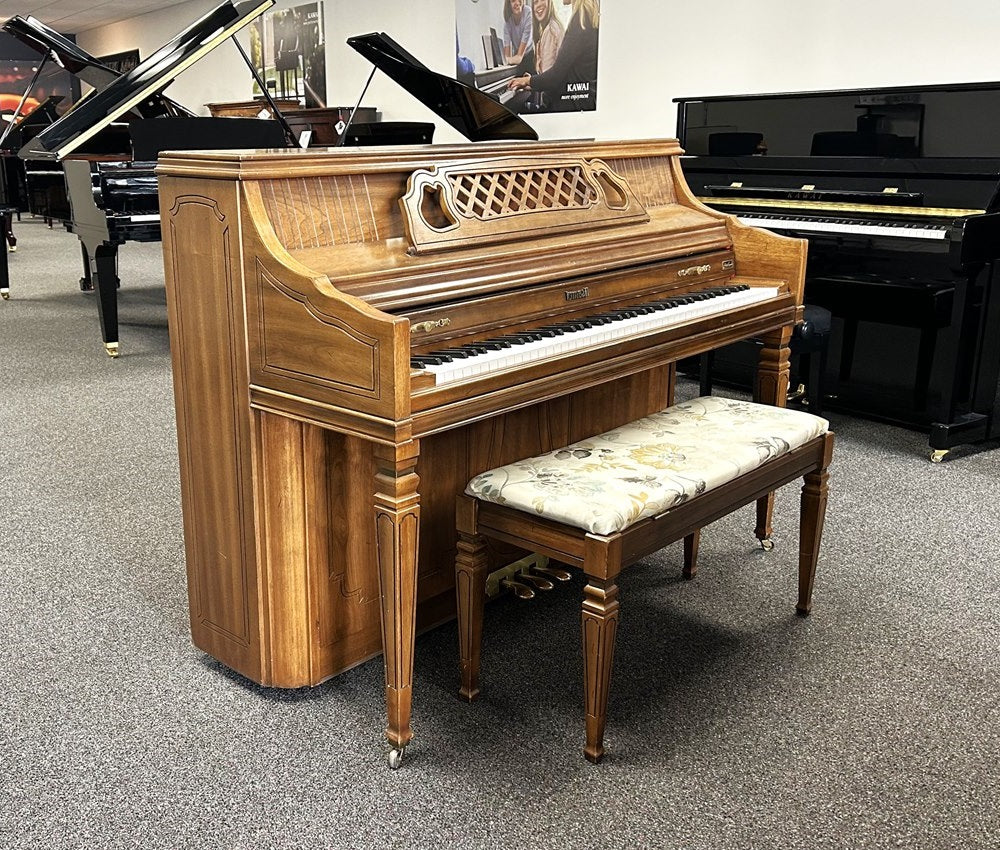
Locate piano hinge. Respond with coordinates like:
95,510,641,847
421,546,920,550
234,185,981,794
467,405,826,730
883,187,899,194
801,184,816,191
729,182,743,188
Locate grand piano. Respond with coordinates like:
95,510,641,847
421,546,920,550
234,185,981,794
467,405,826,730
8,0,287,356
0,96,66,248
157,35,806,765
674,82,1000,460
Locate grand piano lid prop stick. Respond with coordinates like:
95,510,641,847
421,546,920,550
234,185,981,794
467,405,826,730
19,0,274,161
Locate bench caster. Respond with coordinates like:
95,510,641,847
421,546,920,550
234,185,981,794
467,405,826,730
759,537,774,551
388,746,406,769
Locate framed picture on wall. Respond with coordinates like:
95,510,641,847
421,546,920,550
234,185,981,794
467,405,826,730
455,0,600,114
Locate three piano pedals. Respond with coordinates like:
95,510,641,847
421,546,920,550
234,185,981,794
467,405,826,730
487,554,573,600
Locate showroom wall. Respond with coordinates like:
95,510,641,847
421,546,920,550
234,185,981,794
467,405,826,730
76,0,1000,144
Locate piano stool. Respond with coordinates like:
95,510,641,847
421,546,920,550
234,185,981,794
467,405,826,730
454,395,834,763
699,305,833,415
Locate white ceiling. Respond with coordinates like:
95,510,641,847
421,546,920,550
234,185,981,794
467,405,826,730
0,0,192,34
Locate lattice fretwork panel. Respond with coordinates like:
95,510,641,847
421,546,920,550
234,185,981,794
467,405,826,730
401,157,649,254
448,166,599,220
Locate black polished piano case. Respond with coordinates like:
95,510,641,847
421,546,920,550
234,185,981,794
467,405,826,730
674,81,1000,460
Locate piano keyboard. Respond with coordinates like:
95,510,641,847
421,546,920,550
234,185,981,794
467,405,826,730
737,214,949,240
412,284,778,385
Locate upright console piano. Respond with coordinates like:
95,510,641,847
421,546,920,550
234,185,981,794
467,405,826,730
675,82,1000,460
157,138,805,764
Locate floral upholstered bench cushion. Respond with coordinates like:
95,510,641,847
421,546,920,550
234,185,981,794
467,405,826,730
465,396,830,536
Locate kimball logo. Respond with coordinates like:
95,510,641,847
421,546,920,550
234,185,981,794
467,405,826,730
567,82,590,92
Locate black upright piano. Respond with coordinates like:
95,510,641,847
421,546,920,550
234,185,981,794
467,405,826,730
675,82,1000,460
10,0,287,357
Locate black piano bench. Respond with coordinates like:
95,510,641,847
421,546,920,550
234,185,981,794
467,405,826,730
454,396,834,764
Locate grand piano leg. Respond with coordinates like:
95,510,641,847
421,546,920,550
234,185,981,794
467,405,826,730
0,233,9,300
2,209,15,252
91,243,121,357
754,325,792,549
373,440,420,768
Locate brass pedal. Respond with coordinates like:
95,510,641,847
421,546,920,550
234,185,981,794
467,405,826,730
500,577,535,599
533,564,572,582
787,383,806,403
519,571,555,591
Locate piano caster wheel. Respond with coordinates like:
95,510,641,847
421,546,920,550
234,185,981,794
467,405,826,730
387,746,406,769
759,537,774,551
7,244,15,253
930,449,948,463
80,277,93,292
104,342,120,358
1,289,8,300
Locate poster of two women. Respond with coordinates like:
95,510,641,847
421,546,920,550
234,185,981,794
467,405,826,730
456,0,600,114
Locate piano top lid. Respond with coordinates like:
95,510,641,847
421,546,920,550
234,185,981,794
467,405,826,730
18,0,274,161
347,32,538,143
1,15,119,91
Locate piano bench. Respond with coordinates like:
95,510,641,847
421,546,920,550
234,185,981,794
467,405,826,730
455,395,834,764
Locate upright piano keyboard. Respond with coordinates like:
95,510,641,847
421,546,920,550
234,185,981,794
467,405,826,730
157,138,805,763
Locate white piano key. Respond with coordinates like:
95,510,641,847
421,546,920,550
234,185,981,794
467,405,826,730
737,215,949,240
422,287,778,385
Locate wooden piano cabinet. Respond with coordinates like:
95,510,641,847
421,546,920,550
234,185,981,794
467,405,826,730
158,139,803,762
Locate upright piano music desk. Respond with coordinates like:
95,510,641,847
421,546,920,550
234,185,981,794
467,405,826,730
157,139,806,765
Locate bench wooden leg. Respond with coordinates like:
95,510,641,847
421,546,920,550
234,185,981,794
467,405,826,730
455,528,490,701
797,461,830,616
682,530,700,579
582,577,619,763
755,326,792,550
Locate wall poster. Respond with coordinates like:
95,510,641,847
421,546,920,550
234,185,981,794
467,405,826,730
250,2,327,107
455,0,600,114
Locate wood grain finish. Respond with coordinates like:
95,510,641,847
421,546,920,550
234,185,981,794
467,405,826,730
157,139,806,755
457,432,835,762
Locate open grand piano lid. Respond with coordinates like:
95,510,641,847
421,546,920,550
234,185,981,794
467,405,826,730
2,15,120,90
18,0,274,160
347,32,537,142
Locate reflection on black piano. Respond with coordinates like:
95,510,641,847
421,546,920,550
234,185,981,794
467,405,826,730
675,81,1000,460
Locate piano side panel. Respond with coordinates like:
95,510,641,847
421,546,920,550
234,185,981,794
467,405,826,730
161,183,264,683
666,157,808,302
241,182,411,428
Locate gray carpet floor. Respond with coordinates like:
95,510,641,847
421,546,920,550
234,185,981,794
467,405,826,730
1,218,998,849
